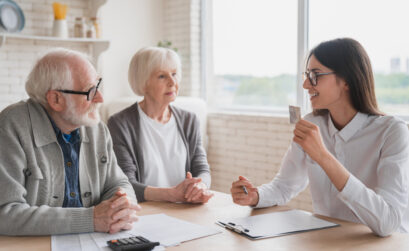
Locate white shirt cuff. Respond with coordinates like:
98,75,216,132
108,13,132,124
255,186,276,208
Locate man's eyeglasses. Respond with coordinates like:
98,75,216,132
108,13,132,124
302,71,334,86
57,78,102,101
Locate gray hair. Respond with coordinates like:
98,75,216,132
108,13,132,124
128,47,182,96
25,48,94,106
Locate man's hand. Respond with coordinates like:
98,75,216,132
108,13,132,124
94,189,141,234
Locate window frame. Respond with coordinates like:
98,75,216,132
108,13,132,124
203,0,310,114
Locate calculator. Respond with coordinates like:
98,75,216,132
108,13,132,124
107,236,160,251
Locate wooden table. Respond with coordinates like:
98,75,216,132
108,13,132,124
1,191,409,251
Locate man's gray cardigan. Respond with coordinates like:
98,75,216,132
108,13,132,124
0,99,135,236
107,102,211,202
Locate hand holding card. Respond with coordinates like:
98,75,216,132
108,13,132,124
289,105,301,124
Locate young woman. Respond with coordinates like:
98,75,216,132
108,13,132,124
231,38,409,237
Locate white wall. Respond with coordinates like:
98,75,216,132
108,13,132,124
99,0,164,103
163,0,202,97
207,113,313,212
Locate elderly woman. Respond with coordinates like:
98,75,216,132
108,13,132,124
108,47,213,203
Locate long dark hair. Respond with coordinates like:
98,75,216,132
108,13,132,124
308,38,383,116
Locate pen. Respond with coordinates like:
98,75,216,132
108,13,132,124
242,186,248,195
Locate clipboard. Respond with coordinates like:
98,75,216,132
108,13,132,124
216,209,339,240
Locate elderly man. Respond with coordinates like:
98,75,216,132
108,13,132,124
0,48,140,236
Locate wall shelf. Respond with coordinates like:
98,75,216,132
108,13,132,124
0,33,109,47
0,0,109,48
0,33,110,71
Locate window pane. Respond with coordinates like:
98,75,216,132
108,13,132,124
210,0,297,111
310,0,409,117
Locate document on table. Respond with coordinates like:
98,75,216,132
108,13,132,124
217,209,339,240
52,229,150,251
52,213,221,250
128,213,222,246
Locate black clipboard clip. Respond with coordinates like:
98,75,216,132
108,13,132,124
216,221,262,240
217,221,249,234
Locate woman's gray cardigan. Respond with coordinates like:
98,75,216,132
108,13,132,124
107,102,211,202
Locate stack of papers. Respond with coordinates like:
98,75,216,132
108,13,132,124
52,213,221,251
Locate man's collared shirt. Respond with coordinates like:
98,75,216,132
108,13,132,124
50,119,83,208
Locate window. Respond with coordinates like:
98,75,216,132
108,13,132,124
310,0,409,117
209,0,298,112
207,0,409,117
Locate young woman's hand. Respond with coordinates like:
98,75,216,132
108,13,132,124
293,119,351,191
230,176,259,206
293,119,329,164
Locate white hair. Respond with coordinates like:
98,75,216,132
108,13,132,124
128,47,182,96
62,95,101,127
25,48,94,106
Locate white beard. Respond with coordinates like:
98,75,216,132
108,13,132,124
62,97,101,127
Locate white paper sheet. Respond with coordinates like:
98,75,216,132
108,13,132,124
129,213,222,247
78,233,100,251
51,234,81,251
53,230,164,251
51,213,221,250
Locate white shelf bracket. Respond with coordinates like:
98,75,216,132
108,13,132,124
0,34,6,48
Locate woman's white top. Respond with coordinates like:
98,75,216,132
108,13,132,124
137,104,187,187
256,112,409,236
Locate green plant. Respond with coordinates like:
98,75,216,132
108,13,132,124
157,40,178,52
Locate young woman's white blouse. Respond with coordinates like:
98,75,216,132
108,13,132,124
256,112,409,236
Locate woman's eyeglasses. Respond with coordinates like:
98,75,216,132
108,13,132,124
302,71,334,86
57,78,102,101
